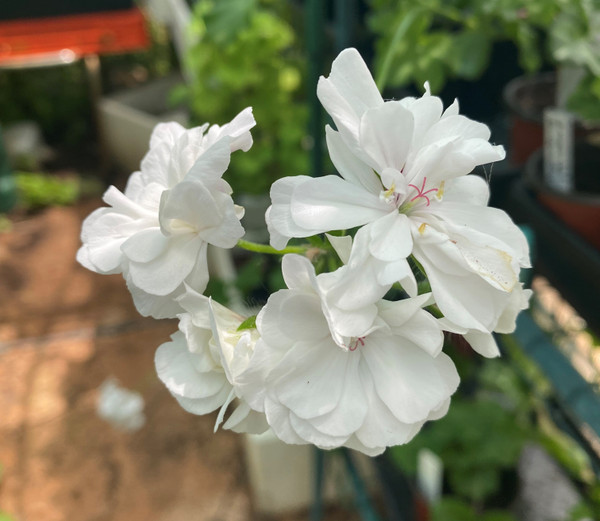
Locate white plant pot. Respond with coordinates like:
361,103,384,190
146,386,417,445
98,75,188,173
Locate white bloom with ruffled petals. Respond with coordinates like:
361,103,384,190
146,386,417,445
77,108,255,318
155,289,267,434
266,49,529,333
236,255,459,456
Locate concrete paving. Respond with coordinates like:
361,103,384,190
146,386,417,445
0,201,359,521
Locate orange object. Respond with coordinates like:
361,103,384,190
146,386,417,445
0,8,149,65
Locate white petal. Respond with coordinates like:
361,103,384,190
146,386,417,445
185,136,232,183
267,176,322,249
281,254,317,291
223,401,268,434
453,234,519,292
495,286,532,334
149,121,186,151
288,412,350,449
436,203,530,268
464,330,501,358
128,234,203,296
317,48,383,143
155,334,229,404
291,175,389,231
326,233,353,264
263,398,306,445
278,293,330,342
368,212,413,261
423,114,491,146
121,227,168,263
204,106,256,152
325,126,382,194
306,353,368,436
406,95,444,151
442,175,490,206
198,192,245,248
376,293,433,327
79,209,133,273
126,276,184,319
359,101,414,172
363,334,460,424
272,338,347,419
415,242,506,331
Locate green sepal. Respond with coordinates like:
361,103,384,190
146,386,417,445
237,315,257,331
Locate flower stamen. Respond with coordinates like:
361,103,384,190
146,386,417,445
408,177,438,206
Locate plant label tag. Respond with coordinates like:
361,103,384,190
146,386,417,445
543,108,574,193
417,448,443,504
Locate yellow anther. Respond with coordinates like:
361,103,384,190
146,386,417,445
436,181,445,200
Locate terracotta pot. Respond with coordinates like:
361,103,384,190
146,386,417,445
525,145,600,250
504,73,600,166
503,73,555,166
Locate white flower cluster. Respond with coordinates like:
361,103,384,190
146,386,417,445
78,48,531,455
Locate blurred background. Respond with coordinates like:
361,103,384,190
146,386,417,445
0,1,599,520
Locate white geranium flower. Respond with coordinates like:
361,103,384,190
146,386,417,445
155,290,267,434
438,282,533,358
266,48,530,333
97,378,146,432
77,108,255,319
237,255,459,456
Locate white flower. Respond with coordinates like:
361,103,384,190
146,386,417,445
236,255,459,456
266,48,529,333
154,289,267,434
77,108,255,319
97,378,146,432
438,282,533,357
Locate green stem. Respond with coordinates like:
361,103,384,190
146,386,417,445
236,239,308,255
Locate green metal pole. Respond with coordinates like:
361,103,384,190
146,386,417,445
306,0,326,178
334,0,356,51
0,126,17,213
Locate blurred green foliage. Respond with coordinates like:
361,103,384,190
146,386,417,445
390,396,530,505
389,336,598,517
432,498,517,521
0,63,92,148
367,0,554,94
368,0,600,122
175,0,308,194
15,172,79,209
14,171,101,211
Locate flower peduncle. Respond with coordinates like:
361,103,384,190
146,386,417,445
236,239,308,255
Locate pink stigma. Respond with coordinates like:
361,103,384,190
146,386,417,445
349,337,365,352
408,177,438,206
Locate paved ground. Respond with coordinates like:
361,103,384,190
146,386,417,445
0,200,359,521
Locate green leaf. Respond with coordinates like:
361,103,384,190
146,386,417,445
567,73,600,123
375,7,425,89
203,0,258,45
432,498,478,521
237,315,257,331
449,30,492,80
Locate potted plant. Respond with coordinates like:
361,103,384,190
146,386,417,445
367,0,552,117
503,0,600,165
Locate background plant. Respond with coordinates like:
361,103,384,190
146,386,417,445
175,0,308,194
388,338,597,517
367,0,600,122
